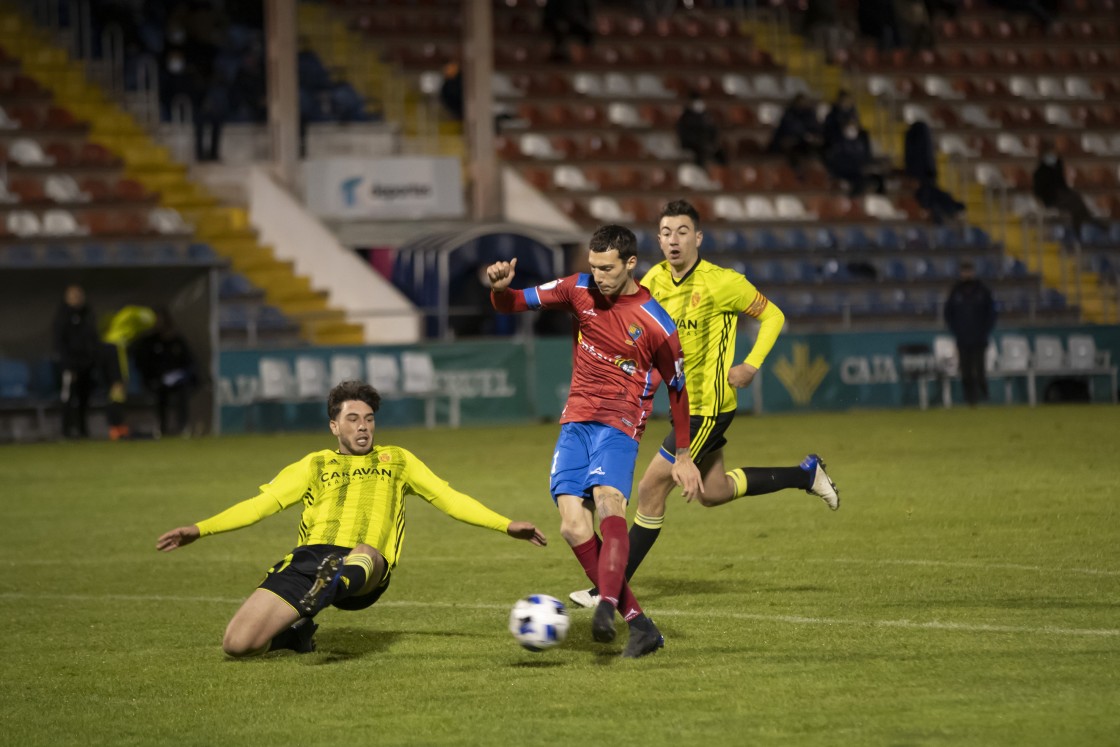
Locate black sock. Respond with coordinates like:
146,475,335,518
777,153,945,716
625,515,662,581
333,560,372,603
740,466,812,496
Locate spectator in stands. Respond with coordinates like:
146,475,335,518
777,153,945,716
894,0,935,50
768,93,824,174
134,309,196,437
944,259,997,407
542,0,594,63
800,0,841,57
439,61,464,121
675,93,728,170
986,0,1056,29
824,122,882,196
858,0,901,50
904,120,964,224
822,89,864,152
1032,138,1102,237
52,285,100,439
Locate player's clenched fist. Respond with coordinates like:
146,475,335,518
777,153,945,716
487,257,517,292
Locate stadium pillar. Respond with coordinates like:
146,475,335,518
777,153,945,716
266,0,299,188
464,0,500,221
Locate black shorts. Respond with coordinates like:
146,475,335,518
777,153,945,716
658,411,736,464
258,544,392,617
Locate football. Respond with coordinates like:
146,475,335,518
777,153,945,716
509,594,570,651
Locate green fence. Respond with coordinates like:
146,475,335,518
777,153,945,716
218,325,1120,433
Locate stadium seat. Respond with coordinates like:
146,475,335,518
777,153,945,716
294,356,329,399
998,335,1031,373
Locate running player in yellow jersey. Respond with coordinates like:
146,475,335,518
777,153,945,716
570,200,838,608
156,380,547,657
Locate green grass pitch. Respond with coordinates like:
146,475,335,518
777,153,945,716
2,405,1118,746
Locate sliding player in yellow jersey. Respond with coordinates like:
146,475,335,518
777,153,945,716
157,380,546,657
570,200,838,608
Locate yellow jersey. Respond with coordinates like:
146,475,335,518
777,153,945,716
641,259,783,416
196,445,511,570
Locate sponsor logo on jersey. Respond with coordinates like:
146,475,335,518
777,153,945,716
614,357,637,375
540,279,560,290
321,466,393,482
589,466,606,476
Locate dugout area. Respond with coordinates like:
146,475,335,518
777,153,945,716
0,263,219,441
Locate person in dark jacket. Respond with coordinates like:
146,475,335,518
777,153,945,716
944,260,997,406
52,284,100,438
768,93,823,173
904,120,965,224
675,93,728,169
1032,139,1099,236
133,309,196,437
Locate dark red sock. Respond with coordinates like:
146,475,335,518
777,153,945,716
598,515,630,608
571,535,601,588
617,582,643,622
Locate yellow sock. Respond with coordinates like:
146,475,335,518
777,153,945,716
727,468,748,499
634,511,664,530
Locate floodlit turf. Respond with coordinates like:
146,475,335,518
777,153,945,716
2,405,1119,746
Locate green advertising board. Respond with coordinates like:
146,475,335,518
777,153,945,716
217,325,1119,433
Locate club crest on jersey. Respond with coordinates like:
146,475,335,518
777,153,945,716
626,323,643,345
691,292,702,308
378,452,391,462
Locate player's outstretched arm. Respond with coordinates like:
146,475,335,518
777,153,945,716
506,521,547,547
487,257,518,293
156,525,201,552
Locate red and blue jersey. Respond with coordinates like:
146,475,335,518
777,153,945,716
492,273,691,450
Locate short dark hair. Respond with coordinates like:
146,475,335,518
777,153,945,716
659,200,701,230
589,224,638,262
327,380,381,420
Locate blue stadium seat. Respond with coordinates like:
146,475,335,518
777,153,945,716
838,226,871,250
964,226,992,248
80,243,110,264
43,245,75,264
714,229,749,252
795,260,817,283
876,227,903,251
813,228,838,251
188,242,217,261
903,226,933,250
633,229,658,254
258,305,294,330
885,260,908,281
785,228,812,252
219,273,257,299
1079,223,1108,247
753,230,783,252
821,259,852,282
0,358,31,398
0,245,36,265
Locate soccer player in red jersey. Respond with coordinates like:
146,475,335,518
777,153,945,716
488,224,702,658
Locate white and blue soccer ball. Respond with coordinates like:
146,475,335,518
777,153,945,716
509,594,569,651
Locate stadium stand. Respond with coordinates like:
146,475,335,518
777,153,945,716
309,0,1104,328
0,6,364,347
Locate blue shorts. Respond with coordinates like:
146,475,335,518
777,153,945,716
549,421,639,502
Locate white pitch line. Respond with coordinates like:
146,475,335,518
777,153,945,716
4,592,1118,638
15,555,1120,577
